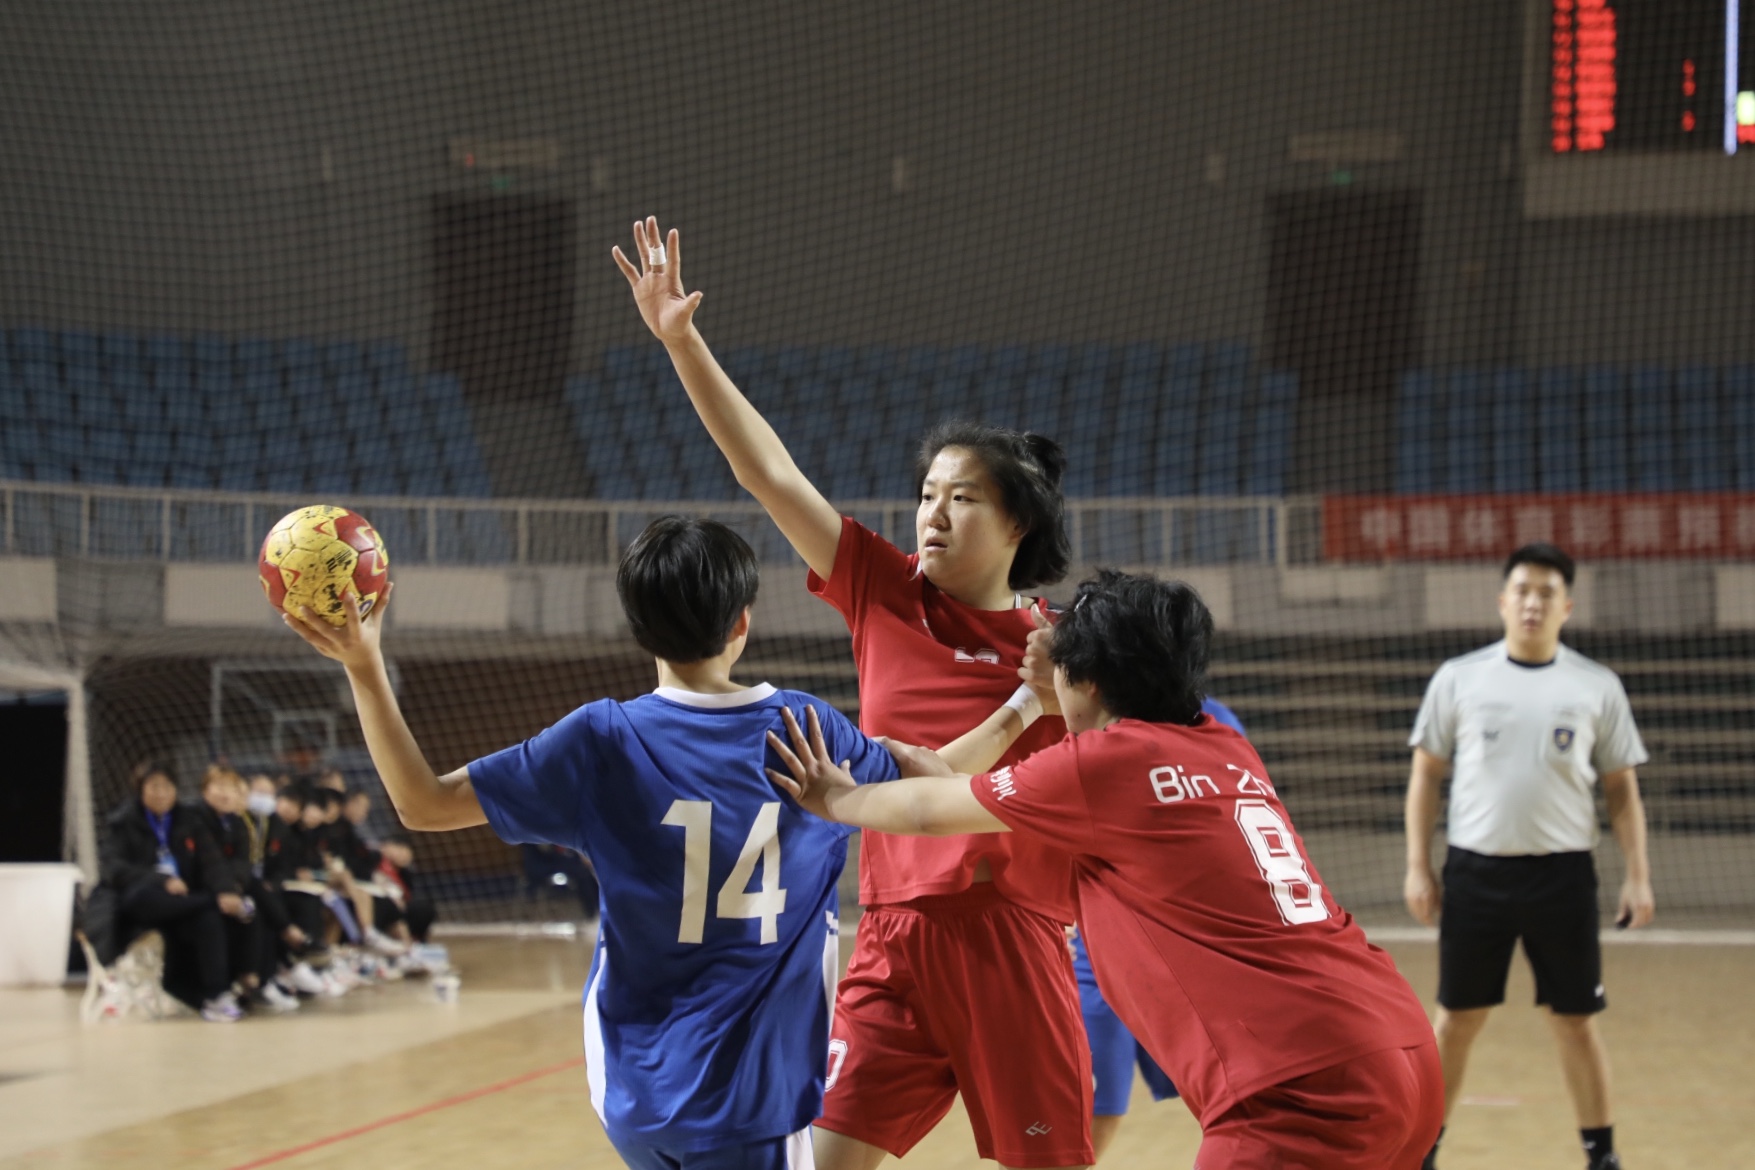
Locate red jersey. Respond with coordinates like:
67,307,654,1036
969,718,1434,1124
808,517,1074,920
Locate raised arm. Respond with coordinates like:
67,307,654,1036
284,588,487,832
768,706,1005,836
1403,747,1448,925
613,217,842,577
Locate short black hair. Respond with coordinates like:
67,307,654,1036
1048,569,1213,724
130,759,176,794
1504,542,1575,587
616,516,761,663
280,783,314,809
915,421,1071,591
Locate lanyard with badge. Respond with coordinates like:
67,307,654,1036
146,810,180,878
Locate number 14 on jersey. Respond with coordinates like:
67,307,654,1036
662,800,790,944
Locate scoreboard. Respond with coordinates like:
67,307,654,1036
1549,0,1754,153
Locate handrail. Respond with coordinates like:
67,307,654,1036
0,479,1315,567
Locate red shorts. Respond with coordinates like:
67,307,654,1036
818,885,1093,1168
1194,1041,1444,1170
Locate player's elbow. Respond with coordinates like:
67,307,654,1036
394,801,443,832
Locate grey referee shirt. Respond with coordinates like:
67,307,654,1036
1409,641,1648,856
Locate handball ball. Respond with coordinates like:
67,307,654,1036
259,505,390,627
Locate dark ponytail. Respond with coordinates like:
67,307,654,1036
914,421,1071,591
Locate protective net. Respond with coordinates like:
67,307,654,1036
2,1,1752,926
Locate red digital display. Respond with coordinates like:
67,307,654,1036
1552,0,1620,151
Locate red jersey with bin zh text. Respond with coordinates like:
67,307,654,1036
969,717,1435,1123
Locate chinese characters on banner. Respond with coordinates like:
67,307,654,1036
1323,495,1755,561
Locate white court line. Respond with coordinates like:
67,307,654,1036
433,921,585,939
1365,925,1755,946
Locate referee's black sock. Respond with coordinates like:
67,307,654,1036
1581,1125,1617,1169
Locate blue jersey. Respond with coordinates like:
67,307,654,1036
468,683,899,1151
1201,697,1246,736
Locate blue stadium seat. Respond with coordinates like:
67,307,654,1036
281,338,321,375
131,431,173,470
1395,371,1441,493
898,346,941,379
402,467,448,496
1028,345,1072,380
1535,368,1583,491
883,375,931,439
855,346,899,381
191,334,229,369
366,340,408,374
602,346,646,381
76,457,122,486
120,461,165,489
988,345,1029,383
1152,347,1202,497
972,371,1018,428
353,466,403,496
773,347,815,383
87,427,132,465
1445,370,1490,492
1018,372,1064,444
1246,372,1297,496
1118,343,1163,384
1628,366,1676,490
1728,368,1755,491
235,338,276,376
1060,373,1108,496
1106,375,1158,495
324,340,364,374
149,337,192,401
1490,369,1535,492
1198,376,1245,496
1676,367,1724,490
164,390,206,436
0,371,27,431
1581,366,1629,491
12,328,56,365
815,346,856,380
100,332,139,370
1070,344,1111,384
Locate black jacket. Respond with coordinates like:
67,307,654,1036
263,818,322,884
330,819,382,882
194,804,254,893
100,799,237,898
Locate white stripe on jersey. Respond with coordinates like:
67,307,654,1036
822,911,840,1029
786,1125,815,1170
582,954,609,1124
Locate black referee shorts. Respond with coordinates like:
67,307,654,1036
1438,846,1606,1015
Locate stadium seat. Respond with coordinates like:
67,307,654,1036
602,345,647,382
815,346,856,380
1118,342,1163,385
1071,344,1111,384
1017,372,1064,442
854,345,899,381
1628,366,1676,491
1727,368,1755,491
191,334,230,369
1581,366,1629,491
1152,348,1201,497
1395,371,1441,493
366,340,408,374
1490,369,1535,492
325,340,365,375
1676,367,1724,490
1535,368,1583,491
131,431,173,470
1198,396,1244,496
898,346,941,379
281,338,321,375
1060,372,1108,496
773,347,815,383
11,327,56,365
99,332,139,370
87,426,132,466
1028,344,1072,380
1246,372,1297,496
0,372,27,431
884,375,931,439
1445,370,1490,492
234,338,276,376
1106,375,1157,495
988,345,1029,384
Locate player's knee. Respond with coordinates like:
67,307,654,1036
1545,1010,1600,1040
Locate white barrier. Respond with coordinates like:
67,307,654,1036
0,863,81,986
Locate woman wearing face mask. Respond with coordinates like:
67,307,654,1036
617,220,1091,1170
100,762,244,1022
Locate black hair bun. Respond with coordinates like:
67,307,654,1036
1021,432,1067,487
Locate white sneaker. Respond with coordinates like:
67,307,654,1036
288,962,328,996
200,992,242,1023
365,927,410,957
259,982,301,1012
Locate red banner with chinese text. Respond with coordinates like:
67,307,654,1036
1323,495,1755,561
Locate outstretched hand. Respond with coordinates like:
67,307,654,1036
611,216,703,345
283,584,393,675
766,706,858,822
876,736,955,778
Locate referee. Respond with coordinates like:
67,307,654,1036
1405,543,1654,1170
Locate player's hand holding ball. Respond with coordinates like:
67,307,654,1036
612,216,703,346
261,504,393,674
766,706,858,822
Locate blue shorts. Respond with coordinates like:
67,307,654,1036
609,1127,813,1170
1072,933,1178,1115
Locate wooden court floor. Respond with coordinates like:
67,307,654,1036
0,934,1750,1170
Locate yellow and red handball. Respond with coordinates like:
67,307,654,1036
259,505,391,627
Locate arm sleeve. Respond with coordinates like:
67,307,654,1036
805,516,913,628
1408,664,1458,759
189,816,239,895
968,735,1097,854
99,813,156,891
1592,678,1650,774
466,703,603,853
814,700,902,786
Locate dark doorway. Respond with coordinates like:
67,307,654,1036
0,699,68,862
1267,192,1420,494
432,196,587,497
